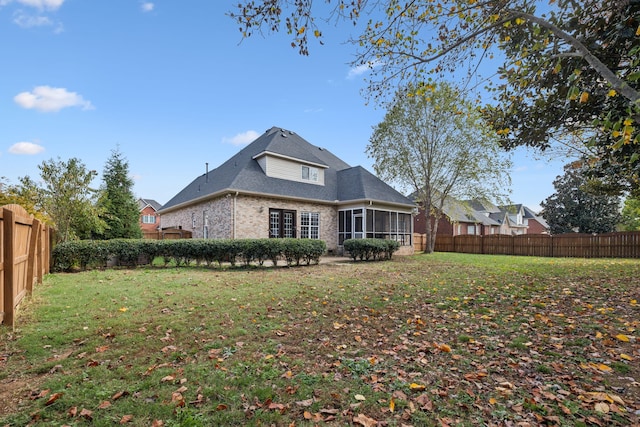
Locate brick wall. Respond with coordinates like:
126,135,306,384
160,196,233,239
139,206,160,232
160,194,339,250
235,195,338,251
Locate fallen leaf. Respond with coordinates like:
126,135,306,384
415,393,433,411
594,402,609,413
118,307,128,312
45,392,64,406
620,353,633,361
353,413,378,427
615,334,630,342
409,383,426,391
296,398,314,407
119,415,133,424
389,397,395,412
216,404,228,411
112,390,129,400
354,394,366,401
79,408,93,420
98,401,111,409
437,343,452,352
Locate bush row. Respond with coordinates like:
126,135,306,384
343,238,400,261
52,238,327,272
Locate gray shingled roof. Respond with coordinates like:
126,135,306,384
443,198,501,226
138,198,163,212
160,127,415,212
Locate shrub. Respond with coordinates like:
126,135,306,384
52,238,328,271
343,238,400,261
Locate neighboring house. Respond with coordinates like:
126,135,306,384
469,200,527,236
158,127,416,254
138,198,162,232
522,205,550,234
414,197,546,236
414,197,501,237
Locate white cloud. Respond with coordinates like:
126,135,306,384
222,130,260,146
13,11,64,32
13,11,51,27
347,60,383,79
1,0,64,9
14,86,94,112
17,0,64,10
141,2,154,12
9,141,45,155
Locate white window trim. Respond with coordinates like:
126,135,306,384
301,165,319,182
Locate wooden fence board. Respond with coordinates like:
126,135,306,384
0,204,51,326
142,229,192,240
416,231,640,259
0,209,4,325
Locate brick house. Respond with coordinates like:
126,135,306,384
414,197,501,237
158,127,416,255
522,205,550,234
137,198,162,232
414,198,547,236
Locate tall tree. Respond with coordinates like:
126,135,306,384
367,82,512,253
96,148,142,240
620,196,640,231
231,0,640,194
540,162,620,234
38,157,105,243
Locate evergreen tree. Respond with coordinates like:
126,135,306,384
96,148,142,239
541,162,620,234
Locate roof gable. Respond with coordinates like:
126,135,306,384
138,198,163,212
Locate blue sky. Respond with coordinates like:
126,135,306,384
0,0,567,211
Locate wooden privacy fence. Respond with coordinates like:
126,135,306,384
414,231,640,258
1,204,51,326
142,228,192,240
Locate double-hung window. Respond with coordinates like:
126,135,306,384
300,212,319,239
141,215,156,224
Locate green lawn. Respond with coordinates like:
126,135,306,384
1,253,638,426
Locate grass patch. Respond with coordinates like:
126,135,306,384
1,253,639,426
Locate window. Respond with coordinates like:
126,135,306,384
302,165,319,182
340,208,412,246
270,209,296,238
300,212,320,239
141,215,156,224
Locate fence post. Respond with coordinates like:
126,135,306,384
2,207,15,326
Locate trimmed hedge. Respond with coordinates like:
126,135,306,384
343,238,400,261
52,238,327,272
